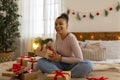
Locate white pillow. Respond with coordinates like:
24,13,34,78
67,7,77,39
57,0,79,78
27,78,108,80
82,47,106,61
78,41,88,48
85,40,120,59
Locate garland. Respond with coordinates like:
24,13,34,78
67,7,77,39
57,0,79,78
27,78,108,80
66,2,120,21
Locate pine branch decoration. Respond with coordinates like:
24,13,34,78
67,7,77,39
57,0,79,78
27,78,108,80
104,9,108,16
89,13,94,19
35,38,53,46
76,12,81,20
116,2,120,11
67,9,70,15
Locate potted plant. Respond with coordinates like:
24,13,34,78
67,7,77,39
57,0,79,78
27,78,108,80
0,0,21,63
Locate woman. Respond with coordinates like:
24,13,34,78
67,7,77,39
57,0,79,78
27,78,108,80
37,13,93,78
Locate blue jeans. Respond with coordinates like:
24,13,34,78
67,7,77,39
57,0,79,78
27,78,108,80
37,58,93,78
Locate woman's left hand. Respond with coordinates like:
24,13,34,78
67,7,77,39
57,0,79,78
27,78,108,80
48,53,62,62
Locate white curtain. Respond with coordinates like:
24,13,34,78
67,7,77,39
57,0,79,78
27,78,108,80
17,0,62,56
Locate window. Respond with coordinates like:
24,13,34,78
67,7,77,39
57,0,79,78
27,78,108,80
33,0,62,37
18,0,62,55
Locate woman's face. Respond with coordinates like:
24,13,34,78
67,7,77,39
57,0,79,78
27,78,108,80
55,18,68,34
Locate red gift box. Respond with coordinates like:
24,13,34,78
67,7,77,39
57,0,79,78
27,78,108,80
2,63,25,77
13,63,21,69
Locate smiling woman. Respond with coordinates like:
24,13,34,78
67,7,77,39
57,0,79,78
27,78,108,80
18,0,62,56
37,13,93,78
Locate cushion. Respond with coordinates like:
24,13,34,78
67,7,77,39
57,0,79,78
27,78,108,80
85,43,100,49
82,42,106,61
78,41,88,48
85,40,120,59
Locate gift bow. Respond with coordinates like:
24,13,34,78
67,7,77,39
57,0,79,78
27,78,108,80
54,70,70,80
86,77,108,80
8,63,22,75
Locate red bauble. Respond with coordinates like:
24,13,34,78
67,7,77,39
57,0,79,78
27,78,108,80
96,12,100,16
83,15,86,18
72,12,75,15
109,7,113,11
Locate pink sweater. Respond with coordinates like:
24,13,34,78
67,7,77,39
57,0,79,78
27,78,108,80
55,33,83,64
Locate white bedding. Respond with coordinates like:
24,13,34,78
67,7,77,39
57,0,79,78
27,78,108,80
85,40,120,59
92,59,120,64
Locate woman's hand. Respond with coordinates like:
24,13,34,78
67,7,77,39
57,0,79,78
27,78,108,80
48,53,62,62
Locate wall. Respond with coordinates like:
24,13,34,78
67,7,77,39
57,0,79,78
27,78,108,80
63,0,120,32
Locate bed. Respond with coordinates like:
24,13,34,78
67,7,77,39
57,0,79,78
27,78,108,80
0,32,120,80
72,32,120,41
72,32,120,80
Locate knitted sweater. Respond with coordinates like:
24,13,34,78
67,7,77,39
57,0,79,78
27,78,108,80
55,33,83,64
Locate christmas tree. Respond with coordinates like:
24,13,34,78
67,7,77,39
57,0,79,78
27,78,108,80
0,0,21,52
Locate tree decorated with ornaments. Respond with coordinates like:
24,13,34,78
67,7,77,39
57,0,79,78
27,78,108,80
0,0,21,53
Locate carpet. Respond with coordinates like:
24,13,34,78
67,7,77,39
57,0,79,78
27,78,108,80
0,61,120,80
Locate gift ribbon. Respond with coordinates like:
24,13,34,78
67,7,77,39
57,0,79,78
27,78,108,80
29,60,37,70
86,77,108,80
47,45,53,50
40,46,43,51
20,56,31,65
12,63,22,75
13,68,21,75
7,63,22,76
53,70,70,80
13,63,21,69
46,45,56,56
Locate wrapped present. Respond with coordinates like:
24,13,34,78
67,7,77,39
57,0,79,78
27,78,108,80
17,56,32,67
35,43,56,59
2,71,15,77
20,71,38,80
28,52,36,57
12,63,21,70
46,71,71,80
7,63,25,75
33,56,41,60
37,47,55,59
2,63,25,77
27,59,37,71
86,77,108,80
44,49,55,59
